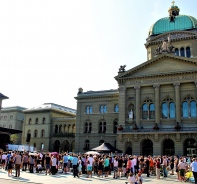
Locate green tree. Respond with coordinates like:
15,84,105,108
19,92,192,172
10,134,19,144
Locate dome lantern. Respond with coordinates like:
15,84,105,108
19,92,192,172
168,1,180,22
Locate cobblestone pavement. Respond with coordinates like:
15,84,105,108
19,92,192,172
0,168,190,184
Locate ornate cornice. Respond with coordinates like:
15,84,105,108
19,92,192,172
75,94,119,100
145,31,197,48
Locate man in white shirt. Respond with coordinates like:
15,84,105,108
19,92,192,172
132,156,137,175
87,154,94,178
190,158,197,184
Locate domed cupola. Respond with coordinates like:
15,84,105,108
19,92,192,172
148,1,197,36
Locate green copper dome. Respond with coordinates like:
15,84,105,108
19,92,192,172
149,15,197,36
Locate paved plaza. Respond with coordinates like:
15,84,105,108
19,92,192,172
0,168,191,184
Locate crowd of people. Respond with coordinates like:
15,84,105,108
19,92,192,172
0,151,197,184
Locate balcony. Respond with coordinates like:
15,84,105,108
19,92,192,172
121,127,197,134
53,133,75,137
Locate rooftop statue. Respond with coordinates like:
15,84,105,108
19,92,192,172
155,34,175,55
118,65,126,73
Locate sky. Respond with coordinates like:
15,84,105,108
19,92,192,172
1,0,197,110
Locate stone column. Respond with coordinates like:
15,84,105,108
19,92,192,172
134,86,141,126
194,81,197,94
174,83,181,123
153,84,160,124
118,85,126,126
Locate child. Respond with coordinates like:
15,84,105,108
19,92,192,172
136,173,143,184
86,160,92,178
78,156,82,175
128,173,136,184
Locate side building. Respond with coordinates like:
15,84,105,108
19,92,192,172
0,106,26,144
75,89,119,153
22,103,76,152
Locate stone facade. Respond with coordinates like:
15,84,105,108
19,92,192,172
0,106,26,144
75,4,197,156
22,103,76,152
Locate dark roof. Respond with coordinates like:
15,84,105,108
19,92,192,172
0,93,9,99
0,127,22,134
91,143,122,153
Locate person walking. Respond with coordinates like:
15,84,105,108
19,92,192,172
72,154,79,178
29,155,35,173
178,158,186,182
22,152,28,171
14,152,22,177
190,158,197,184
156,158,161,179
7,156,14,177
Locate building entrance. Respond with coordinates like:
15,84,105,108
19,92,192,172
54,140,60,152
163,139,174,155
141,139,153,156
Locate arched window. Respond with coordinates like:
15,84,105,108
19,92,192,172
100,105,107,113
41,130,45,137
35,118,38,124
42,118,45,124
182,102,188,118
182,96,197,118
84,122,92,133
84,140,90,149
186,47,191,58
34,130,38,138
84,122,88,133
63,125,67,133
98,120,106,133
113,120,118,133
142,104,148,119
180,47,185,57
190,101,197,117
28,118,32,124
169,102,175,118
142,99,155,120
162,97,176,119
59,125,62,133
86,106,92,114
114,104,119,112
175,48,179,56
55,125,58,133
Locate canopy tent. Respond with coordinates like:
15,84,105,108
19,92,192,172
85,151,100,155
0,127,22,134
91,143,122,153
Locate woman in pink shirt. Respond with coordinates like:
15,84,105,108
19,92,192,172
126,157,132,178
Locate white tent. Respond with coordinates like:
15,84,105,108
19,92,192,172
91,143,110,151
85,151,100,155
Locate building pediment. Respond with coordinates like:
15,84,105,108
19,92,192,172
115,54,197,83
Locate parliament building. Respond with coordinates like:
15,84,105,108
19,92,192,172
75,3,197,156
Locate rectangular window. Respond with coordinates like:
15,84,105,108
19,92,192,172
4,116,7,120
10,115,13,119
9,125,12,129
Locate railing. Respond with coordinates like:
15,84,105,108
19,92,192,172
53,133,75,137
121,127,197,133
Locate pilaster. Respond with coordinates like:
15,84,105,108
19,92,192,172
173,83,181,123
118,86,126,126
153,84,160,124
134,86,141,126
